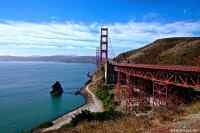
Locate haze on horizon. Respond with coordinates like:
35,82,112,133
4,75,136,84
0,0,199,57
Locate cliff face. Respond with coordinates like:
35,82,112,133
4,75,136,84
114,37,200,66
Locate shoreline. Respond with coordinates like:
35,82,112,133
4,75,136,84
39,79,104,132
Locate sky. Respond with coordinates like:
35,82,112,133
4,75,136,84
0,0,199,56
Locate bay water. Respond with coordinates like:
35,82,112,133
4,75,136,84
0,61,95,133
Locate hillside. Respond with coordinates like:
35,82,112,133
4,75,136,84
114,37,200,66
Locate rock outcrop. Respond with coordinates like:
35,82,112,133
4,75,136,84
50,81,63,96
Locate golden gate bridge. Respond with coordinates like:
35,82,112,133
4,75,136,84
96,27,200,112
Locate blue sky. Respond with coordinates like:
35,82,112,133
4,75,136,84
0,0,199,56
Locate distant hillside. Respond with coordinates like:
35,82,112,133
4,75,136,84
0,55,96,63
114,37,200,66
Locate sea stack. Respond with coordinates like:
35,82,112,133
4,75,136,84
50,81,63,96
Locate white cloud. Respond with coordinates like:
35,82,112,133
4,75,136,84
0,20,199,56
0,21,98,48
108,21,200,54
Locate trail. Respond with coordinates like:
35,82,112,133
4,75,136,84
42,83,104,132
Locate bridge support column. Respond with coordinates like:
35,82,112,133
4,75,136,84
153,82,168,106
139,84,145,110
197,73,200,88
125,76,147,112
125,74,134,112
115,71,121,101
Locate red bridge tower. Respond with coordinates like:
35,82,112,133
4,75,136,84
99,27,108,64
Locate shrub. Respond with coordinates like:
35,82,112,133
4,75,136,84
35,121,53,128
20,130,30,133
95,84,115,110
65,110,121,127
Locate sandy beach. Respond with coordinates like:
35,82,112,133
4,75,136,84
42,82,104,132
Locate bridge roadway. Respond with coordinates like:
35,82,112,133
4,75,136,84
112,62,200,90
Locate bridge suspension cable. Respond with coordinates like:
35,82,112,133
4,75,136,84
108,37,115,59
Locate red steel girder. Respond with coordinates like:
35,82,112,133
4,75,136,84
112,62,200,111
114,65,200,90
113,63,200,73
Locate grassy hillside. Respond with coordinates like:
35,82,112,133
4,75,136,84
114,37,200,66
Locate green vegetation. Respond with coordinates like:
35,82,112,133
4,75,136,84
31,121,53,133
64,84,119,128
65,110,121,128
95,84,115,111
20,130,31,133
34,121,53,129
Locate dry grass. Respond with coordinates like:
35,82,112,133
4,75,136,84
185,101,200,114
149,102,200,133
47,114,151,133
115,37,200,66
44,101,200,133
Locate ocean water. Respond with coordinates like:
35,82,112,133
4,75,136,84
0,61,95,133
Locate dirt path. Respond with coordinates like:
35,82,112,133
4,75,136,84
42,83,104,132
